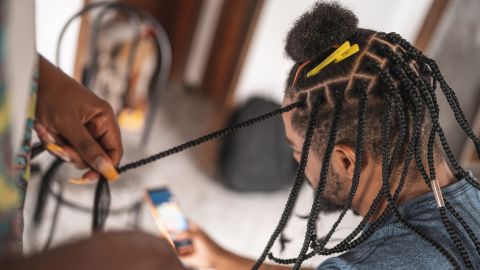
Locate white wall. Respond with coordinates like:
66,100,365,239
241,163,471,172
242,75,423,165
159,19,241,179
235,0,433,104
36,0,83,76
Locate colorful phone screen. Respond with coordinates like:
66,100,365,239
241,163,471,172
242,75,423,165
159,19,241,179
146,188,193,254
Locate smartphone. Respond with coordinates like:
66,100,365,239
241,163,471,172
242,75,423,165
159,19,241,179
145,187,194,255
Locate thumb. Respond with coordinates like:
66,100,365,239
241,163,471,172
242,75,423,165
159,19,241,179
60,124,119,181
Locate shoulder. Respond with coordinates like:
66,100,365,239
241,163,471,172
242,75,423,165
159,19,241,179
316,224,395,270
316,256,354,270
316,223,451,269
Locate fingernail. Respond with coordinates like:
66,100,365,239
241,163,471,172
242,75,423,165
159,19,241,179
46,143,71,163
94,157,119,181
34,123,47,134
35,123,56,143
69,177,97,185
45,133,56,144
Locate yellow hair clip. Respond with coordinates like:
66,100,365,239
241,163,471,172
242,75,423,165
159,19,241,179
306,41,360,78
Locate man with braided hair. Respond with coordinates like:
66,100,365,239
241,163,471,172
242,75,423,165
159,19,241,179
181,2,480,270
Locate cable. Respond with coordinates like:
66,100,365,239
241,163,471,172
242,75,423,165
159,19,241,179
42,176,64,251
33,158,64,227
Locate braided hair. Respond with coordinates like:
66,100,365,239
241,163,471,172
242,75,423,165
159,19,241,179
33,2,480,269
253,2,480,269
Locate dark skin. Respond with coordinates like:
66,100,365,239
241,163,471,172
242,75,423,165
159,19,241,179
35,56,122,183
1,56,182,269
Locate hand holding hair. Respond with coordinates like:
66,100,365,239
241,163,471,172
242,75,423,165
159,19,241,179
35,55,123,183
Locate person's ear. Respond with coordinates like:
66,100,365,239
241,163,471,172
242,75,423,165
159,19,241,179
331,145,356,179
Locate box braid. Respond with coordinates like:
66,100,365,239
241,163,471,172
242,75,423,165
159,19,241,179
293,88,343,269
257,2,480,267
89,101,304,230
252,91,323,269
386,32,480,190
377,62,466,269
33,102,304,236
314,83,367,251
374,81,462,269
266,55,457,267
385,90,465,269
35,3,479,269
388,33,480,158
319,72,415,254
265,40,426,268
386,42,471,269
382,45,477,268
383,35,480,257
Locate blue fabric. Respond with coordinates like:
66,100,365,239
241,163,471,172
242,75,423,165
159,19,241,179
318,175,480,269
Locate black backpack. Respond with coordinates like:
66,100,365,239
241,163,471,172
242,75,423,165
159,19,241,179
220,97,297,192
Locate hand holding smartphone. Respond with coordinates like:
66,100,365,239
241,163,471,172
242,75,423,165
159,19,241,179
145,187,194,255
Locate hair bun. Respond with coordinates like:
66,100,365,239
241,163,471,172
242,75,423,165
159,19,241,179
285,2,358,62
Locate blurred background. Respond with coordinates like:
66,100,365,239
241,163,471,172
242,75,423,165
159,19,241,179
25,0,480,267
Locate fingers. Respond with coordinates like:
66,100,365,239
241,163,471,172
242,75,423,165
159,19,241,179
85,108,123,166
36,122,117,183
35,101,123,183
69,170,100,185
57,119,119,182
35,123,71,163
35,122,89,169
71,108,123,184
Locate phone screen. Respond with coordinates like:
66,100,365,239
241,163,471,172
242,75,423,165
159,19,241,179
146,188,193,254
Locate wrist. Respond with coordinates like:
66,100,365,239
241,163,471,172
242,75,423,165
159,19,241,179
38,55,73,97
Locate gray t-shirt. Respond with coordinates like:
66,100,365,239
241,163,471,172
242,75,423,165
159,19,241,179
318,176,480,269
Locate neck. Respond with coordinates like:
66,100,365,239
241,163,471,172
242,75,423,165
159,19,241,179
353,160,457,220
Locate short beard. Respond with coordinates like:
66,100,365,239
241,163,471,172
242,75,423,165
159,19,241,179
297,170,347,219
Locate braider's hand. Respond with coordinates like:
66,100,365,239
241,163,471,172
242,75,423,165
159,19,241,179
35,55,123,183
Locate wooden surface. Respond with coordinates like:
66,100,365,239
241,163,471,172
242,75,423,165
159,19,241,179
414,0,451,52
196,0,265,171
73,0,91,82
201,0,264,109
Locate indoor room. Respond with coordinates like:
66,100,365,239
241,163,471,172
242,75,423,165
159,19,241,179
2,0,480,269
